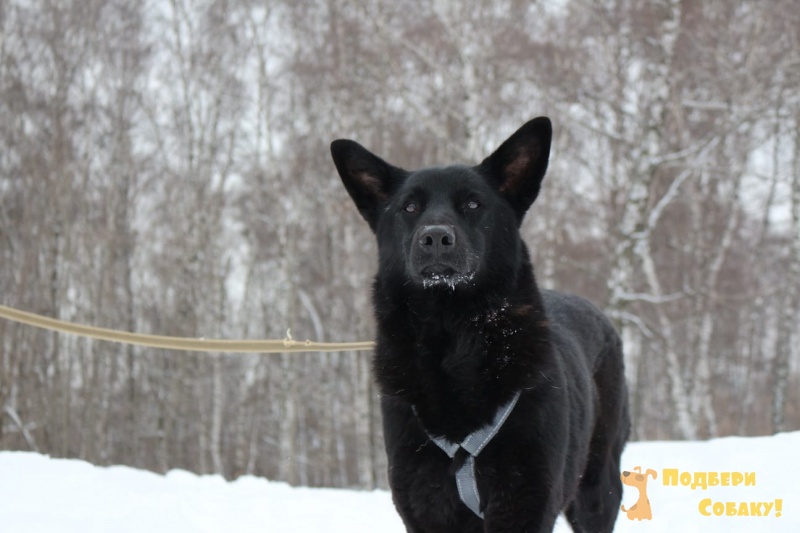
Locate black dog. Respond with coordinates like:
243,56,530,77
331,117,629,532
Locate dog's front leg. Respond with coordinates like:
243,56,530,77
481,471,563,533
388,450,485,533
478,394,570,533
382,398,485,532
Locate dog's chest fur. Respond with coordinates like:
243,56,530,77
373,282,552,441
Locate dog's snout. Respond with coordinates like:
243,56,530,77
418,225,456,251
410,221,472,283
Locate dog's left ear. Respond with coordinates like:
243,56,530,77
477,117,552,220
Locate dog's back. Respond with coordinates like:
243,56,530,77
543,289,624,375
543,290,630,528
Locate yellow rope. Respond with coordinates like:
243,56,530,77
0,304,374,353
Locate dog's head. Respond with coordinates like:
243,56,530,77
331,117,551,291
621,467,658,489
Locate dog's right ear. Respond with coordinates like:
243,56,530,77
330,139,406,231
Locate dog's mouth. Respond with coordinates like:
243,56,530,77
418,264,475,290
420,264,457,277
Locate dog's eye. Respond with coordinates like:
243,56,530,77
466,200,480,210
403,202,418,213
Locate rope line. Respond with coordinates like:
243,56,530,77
0,304,374,354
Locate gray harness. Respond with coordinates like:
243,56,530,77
416,391,521,518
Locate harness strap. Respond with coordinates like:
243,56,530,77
419,391,521,518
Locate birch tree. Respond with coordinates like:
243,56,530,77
773,106,800,433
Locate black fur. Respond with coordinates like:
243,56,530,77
331,117,629,532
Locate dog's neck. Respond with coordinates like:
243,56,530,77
373,264,554,440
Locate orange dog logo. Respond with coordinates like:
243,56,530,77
621,467,657,520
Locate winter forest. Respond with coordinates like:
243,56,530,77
1,0,799,490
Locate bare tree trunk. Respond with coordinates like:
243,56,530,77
690,161,743,438
210,356,224,474
773,111,800,433
354,350,374,488
278,353,299,484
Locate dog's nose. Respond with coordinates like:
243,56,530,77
622,471,630,477
418,225,456,251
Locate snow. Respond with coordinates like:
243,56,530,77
1,431,798,532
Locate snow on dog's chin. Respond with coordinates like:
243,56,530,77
421,271,476,291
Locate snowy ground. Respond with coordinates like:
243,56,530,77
1,431,797,532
